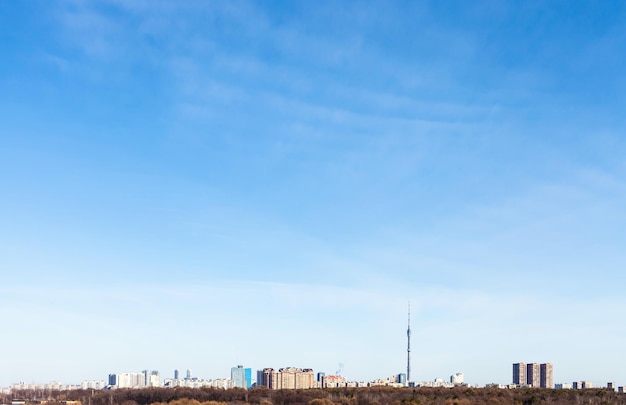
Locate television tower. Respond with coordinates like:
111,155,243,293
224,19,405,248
407,302,411,382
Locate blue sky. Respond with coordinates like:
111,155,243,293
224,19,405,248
2,0,626,388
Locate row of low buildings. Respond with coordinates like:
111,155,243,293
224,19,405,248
4,367,467,393
257,369,432,389
107,370,236,390
8,381,107,392
162,378,232,389
106,367,422,390
487,381,626,392
7,371,626,393
555,381,593,389
555,382,626,392
416,373,466,388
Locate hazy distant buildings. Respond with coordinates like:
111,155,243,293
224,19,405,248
368,376,405,388
231,365,245,389
485,383,517,389
512,363,552,388
257,368,270,389
81,380,107,390
573,381,592,389
109,373,146,388
397,373,407,386
10,382,81,391
527,363,540,387
539,364,553,388
245,368,252,389
163,377,231,389
143,370,160,387
319,374,346,388
512,363,526,386
450,373,464,385
231,365,252,389
257,367,314,389
411,372,465,389
280,367,314,389
416,378,455,388
107,371,160,388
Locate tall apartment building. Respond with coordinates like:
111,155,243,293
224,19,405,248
108,373,146,388
231,365,252,389
450,373,464,385
513,363,526,386
232,365,246,389
540,363,553,388
257,367,314,389
142,370,160,387
513,362,553,388
527,363,540,387
278,368,297,389
258,368,275,389
397,373,407,386
245,368,252,389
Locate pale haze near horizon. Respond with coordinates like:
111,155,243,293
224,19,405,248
1,0,626,388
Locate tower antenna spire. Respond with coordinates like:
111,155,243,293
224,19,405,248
407,301,411,383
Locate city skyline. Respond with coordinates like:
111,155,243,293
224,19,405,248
5,362,624,393
3,357,619,391
2,0,626,389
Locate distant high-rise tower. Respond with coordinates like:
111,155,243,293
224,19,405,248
245,367,252,389
540,363,553,388
231,365,246,389
407,302,411,382
513,363,526,385
174,369,179,380
527,363,540,387
186,369,192,380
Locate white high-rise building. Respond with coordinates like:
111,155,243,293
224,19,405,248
149,371,161,387
109,372,147,388
81,380,107,390
450,373,464,385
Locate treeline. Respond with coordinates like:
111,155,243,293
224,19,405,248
8,386,626,405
